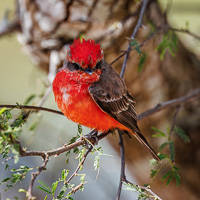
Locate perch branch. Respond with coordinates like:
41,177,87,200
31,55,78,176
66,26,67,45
0,104,63,115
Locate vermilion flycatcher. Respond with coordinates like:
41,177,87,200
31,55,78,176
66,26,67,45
53,38,159,160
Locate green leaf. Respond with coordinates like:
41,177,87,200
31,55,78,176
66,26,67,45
38,180,51,194
37,186,52,194
174,172,181,186
130,39,137,47
51,181,59,196
57,190,65,199
18,188,26,193
23,94,36,105
2,177,10,182
0,108,7,115
162,171,171,180
150,169,157,178
174,126,190,143
77,124,82,135
130,39,142,54
156,31,177,60
79,174,86,184
138,53,146,72
44,195,48,200
94,155,100,170
158,153,168,160
152,127,166,137
159,142,169,151
61,169,69,181
166,174,173,185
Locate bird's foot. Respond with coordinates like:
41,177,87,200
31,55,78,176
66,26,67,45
84,129,99,147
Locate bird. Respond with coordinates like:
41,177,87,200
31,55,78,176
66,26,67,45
52,38,160,161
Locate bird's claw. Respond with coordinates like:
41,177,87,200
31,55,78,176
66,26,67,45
84,129,99,148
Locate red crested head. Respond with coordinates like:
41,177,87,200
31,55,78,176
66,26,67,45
67,38,103,69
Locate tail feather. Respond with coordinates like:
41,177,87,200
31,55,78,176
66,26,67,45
132,130,160,161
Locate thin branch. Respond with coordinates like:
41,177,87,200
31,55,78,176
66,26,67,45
124,179,163,200
18,131,110,159
137,88,200,120
68,183,84,196
169,27,200,40
116,131,126,200
0,104,63,115
65,146,93,184
120,0,149,78
110,51,127,66
27,154,49,200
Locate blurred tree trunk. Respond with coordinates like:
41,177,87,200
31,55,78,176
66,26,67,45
15,0,200,199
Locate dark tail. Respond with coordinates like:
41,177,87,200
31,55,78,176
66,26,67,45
131,130,160,161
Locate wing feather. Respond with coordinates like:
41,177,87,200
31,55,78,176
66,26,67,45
89,61,138,131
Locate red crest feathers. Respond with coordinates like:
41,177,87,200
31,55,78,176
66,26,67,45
67,38,103,69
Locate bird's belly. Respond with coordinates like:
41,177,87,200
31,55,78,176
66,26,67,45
57,87,127,132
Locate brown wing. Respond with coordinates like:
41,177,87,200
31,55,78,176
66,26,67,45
89,61,138,132
89,61,160,161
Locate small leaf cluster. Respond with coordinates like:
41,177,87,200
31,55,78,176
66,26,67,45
0,165,32,190
0,107,26,161
156,31,178,60
130,39,146,72
65,125,83,164
38,168,86,199
0,104,34,192
150,126,190,185
38,125,87,200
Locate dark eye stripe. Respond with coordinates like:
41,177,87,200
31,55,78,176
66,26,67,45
95,61,101,69
73,63,81,70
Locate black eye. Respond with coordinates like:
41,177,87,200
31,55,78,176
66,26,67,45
85,68,93,74
73,63,81,70
95,61,101,69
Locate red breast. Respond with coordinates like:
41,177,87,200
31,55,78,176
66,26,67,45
52,69,129,132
